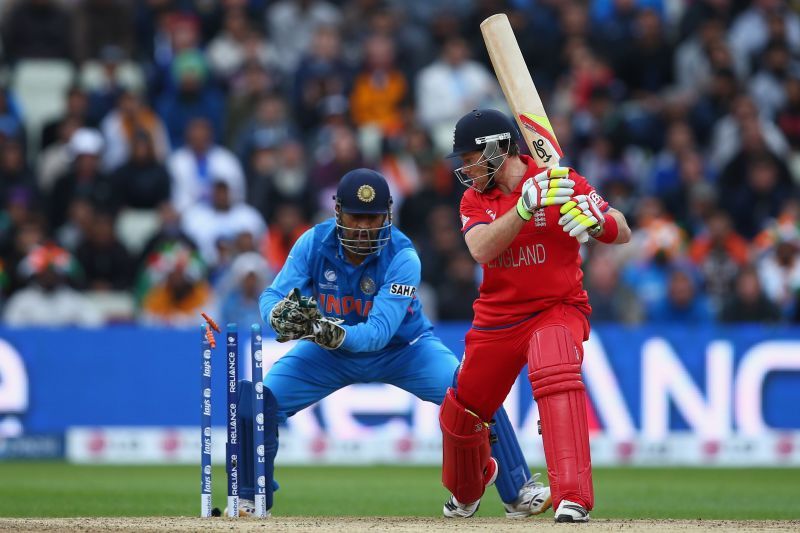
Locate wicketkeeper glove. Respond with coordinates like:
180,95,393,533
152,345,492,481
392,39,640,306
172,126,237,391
302,316,346,350
517,167,575,221
558,194,604,240
269,288,322,342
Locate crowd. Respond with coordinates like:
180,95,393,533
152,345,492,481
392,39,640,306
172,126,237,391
0,0,799,327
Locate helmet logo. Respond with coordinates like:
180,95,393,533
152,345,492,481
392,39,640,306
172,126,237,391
474,132,511,144
357,185,376,203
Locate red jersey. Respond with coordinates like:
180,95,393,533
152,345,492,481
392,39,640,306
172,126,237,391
459,156,609,328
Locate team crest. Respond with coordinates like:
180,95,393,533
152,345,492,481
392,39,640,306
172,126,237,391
360,275,376,295
357,185,376,203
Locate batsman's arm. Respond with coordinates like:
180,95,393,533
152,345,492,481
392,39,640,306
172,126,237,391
258,228,315,330
464,207,527,264
591,208,631,245
338,248,420,353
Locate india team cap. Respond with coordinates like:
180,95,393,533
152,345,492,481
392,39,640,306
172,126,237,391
335,168,392,215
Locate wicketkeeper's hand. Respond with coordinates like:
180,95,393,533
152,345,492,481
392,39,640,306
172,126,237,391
269,288,321,342
302,316,346,350
517,167,575,221
558,194,604,241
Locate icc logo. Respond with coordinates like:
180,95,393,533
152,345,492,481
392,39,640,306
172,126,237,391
256,413,264,424
324,269,337,282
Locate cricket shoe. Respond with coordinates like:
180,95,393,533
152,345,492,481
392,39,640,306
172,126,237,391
554,499,589,523
442,457,499,518
504,473,552,518
223,498,271,518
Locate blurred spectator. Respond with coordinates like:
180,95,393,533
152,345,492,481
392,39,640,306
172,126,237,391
0,139,38,209
85,45,135,125
728,0,800,78
112,131,172,209
261,202,310,271
101,90,171,172
156,49,225,146
75,209,133,291
48,128,115,233
585,251,642,323
181,175,266,266
660,150,715,233
168,117,245,213
220,251,272,328
615,9,674,98
139,242,216,326
266,0,342,74
689,210,750,310
1,0,75,63
224,62,284,149
776,77,800,152
292,25,352,132
137,203,197,270
349,33,408,137
720,266,781,323
233,92,295,163
647,267,714,323
40,87,91,152
724,155,796,238
757,232,800,318
73,0,135,63
1,214,47,295
38,117,83,194
248,138,315,223
674,16,726,97
435,249,478,321
418,205,462,288
749,40,793,120
310,125,365,213
415,36,500,153
206,7,280,82
3,242,102,327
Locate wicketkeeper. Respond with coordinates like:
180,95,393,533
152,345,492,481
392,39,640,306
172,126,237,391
233,168,552,518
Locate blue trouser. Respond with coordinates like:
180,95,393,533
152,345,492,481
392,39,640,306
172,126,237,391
238,333,531,506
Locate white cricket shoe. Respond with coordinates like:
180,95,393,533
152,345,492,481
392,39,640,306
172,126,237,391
554,499,590,523
443,458,499,518
504,473,553,518
224,498,271,518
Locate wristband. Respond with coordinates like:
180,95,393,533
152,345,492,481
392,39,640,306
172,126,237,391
516,197,532,221
594,212,619,243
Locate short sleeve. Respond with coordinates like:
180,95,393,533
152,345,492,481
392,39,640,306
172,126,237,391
571,171,610,212
459,190,492,233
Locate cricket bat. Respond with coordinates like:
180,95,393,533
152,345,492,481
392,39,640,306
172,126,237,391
481,14,588,242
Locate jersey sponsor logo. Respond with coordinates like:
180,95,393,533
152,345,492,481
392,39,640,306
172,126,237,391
485,208,497,221
461,214,469,228
389,283,416,297
486,243,546,269
324,269,337,282
589,190,604,206
317,293,373,317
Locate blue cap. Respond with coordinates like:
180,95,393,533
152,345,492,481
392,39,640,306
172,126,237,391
446,109,519,158
335,169,392,214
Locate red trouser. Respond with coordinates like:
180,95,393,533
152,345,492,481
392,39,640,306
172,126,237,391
456,303,594,511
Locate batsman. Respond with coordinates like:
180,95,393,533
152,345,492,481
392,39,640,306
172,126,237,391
233,168,552,518
441,109,631,522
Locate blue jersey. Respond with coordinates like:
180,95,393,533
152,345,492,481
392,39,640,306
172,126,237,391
259,218,433,354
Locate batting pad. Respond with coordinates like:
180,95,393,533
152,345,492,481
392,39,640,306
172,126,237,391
439,388,492,505
527,325,594,511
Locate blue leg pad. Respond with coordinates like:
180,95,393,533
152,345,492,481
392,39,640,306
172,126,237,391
491,407,531,504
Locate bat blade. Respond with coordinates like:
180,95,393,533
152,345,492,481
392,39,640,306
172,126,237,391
480,13,563,169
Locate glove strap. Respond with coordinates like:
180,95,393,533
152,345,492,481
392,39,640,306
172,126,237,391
515,197,533,221
594,212,619,243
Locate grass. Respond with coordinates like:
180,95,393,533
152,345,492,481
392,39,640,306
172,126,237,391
0,463,797,519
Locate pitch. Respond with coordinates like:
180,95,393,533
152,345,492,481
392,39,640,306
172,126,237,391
0,463,797,529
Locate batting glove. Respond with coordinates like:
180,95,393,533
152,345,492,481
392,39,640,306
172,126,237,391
558,194,604,240
517,167,575,221
269,288,321,342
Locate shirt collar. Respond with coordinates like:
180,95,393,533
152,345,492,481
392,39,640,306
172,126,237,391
481,155,537,198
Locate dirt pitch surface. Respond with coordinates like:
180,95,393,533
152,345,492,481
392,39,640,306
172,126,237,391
0,517,798,532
